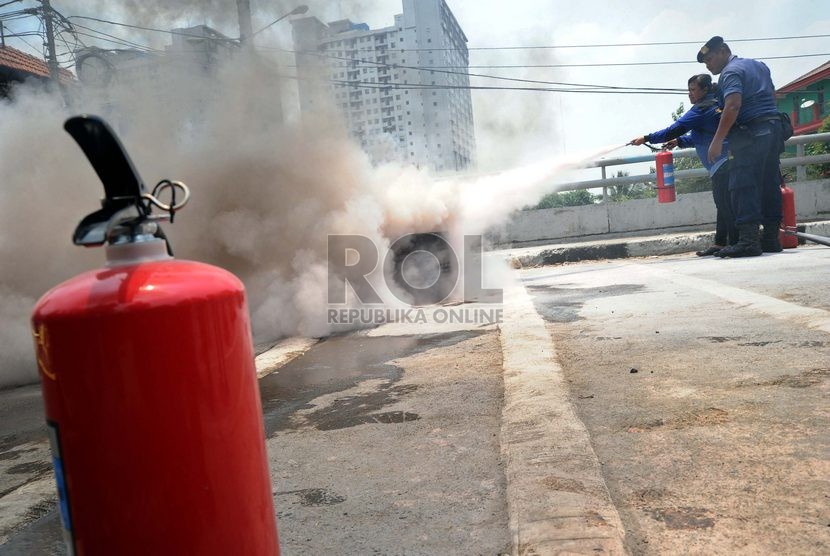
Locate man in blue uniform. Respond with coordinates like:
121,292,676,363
699,36,784,257
630,74,736,256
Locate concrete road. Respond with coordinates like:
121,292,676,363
1,243,828,555
522,245,830,554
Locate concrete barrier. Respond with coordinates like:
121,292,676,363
489,179,830,247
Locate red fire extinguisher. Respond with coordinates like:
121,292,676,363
780,181,798,249
31,116,279,555
655,150,676,203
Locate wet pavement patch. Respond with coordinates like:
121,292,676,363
737,340,783,347
699,336,742,343
736,368,830,389
260,331,483,435
277,488,346,507
646,507,715,530
7,460,52,475
525,283,645,323
535,243,630,266
304,383,421,431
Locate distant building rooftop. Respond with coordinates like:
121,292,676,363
0,45,74,83
776,60,830,94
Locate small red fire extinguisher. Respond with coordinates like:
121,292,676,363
32,116,279,555
780,181,798,249
655,150,676,203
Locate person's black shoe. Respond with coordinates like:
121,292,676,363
696,246,723,257
716,223,762,258
761,220,783,252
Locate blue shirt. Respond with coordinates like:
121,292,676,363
646,92,728,176
718,55,777,124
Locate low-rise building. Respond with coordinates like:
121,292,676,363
776,60,829,135
0,45,74,97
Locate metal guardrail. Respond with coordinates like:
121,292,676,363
565,132,830,199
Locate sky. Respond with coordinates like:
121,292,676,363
3,0,829,175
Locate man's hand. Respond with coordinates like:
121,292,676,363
664,139,679,150
708,138,724,163
629,136,646,146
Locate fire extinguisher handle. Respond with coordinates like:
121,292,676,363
64,115,146,203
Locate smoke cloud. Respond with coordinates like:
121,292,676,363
0,4,617,389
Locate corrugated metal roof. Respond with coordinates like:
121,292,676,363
777,60,830,93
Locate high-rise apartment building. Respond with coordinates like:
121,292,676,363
291,0,476,173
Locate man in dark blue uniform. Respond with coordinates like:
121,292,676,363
699,36,784,257
630,74,737,255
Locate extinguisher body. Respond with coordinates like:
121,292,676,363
655,150,676,203
32,241,279,555
780,182,798,249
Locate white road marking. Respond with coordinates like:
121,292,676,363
622,261,830,334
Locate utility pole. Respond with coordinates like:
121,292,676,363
1,21,5,48
40,0,60,82
236,0,253,48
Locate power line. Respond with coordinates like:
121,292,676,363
57,15,687,91
293,49,687,92
69,22,160,52
332,33,830,53
327,78,683,95
0,19,39,52
282,52,830,70
67,15,238,42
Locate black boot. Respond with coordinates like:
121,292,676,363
715,223,762,258
761,220,783,252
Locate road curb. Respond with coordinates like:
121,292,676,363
507,220,830,268
498,275,627,555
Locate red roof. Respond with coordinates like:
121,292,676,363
776,60,830,94
0,45,74,82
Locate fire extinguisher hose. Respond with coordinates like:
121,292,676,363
783,227,830,248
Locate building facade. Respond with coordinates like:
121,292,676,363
776,60,829,136
291,0,476,173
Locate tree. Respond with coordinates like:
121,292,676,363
805,113,830,179
608,170,655,201
532,189,596,209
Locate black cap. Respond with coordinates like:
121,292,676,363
697,36,724,63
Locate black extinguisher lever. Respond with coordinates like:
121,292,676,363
64,115,188,252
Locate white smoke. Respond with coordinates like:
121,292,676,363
0,9,624,388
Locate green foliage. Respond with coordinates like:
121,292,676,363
671,103,685,122
607,170,656,201
804,114,830,179
532,189,596,209
674,154,711,193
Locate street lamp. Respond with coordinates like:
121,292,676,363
251,4,308,38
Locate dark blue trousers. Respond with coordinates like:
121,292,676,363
711,162,738,245
728,118,783,226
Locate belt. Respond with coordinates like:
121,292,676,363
744,114,780,126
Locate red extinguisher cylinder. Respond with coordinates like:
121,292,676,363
780,182,798,249
655,150,676,203
32,246,279,555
